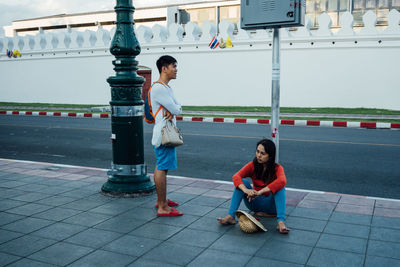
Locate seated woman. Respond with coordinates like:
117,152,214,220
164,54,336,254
217,138,290,234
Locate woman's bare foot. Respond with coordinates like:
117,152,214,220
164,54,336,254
276,221,290,234
254,211,277,218
217,215,236,225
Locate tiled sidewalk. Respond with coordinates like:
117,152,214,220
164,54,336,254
0,158,400,267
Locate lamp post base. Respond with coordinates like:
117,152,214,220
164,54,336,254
101,174,155,197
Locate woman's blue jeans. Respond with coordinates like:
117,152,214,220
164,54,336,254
228,179,286,222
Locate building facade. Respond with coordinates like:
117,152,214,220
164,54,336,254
2,0,399,37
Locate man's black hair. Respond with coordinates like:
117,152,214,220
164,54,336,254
156,55,177,73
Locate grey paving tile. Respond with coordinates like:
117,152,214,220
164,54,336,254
270,229,320,247
13,183,50,192
0,235,56,257
297,199,337,211
6,203,52,216
176,203,215,216
94,216,147,234
35,195,76,206
61,181,93,189
28,242,94,266
188,216,234,234
175,186,209,195
129,222,182,240
339,195,375,206
38,185,73,195
152,214,200,227
256,241,313,265
10,192,51,202
0,212,25,226
0,180,27,189
0,189,25,199
0,199,27,211
370,226,400,243
307,247,364,267
141,241,203,266
375,199,400,210
168,228,222,248
372,216,400,230
367,240,400,260
286,191,308,206
0,252,20,267
31,222,87,241
61,198,109,211
204,207,230,218
62,211,112,227
6,258,54,267
65,228,122,248
68,249,136,267
127,258,180,267
32,207,82,221
89,202,135,216
290,207,332,220
59,188,96,198
186,195,227,207
218,200,249,210
2,217,54,234
324,221,370,239
0,229,23,245
210,232,267,255
335,203,374,215
247,257,303,267
84,193,115,203
286,205,295,216
304,192,341,203
102,235,161,257
330,211,372,226
316,233,367,254
285,216,327,232
365,255,400,267
119,206,158,221
188,248,251,267
374,207,400,218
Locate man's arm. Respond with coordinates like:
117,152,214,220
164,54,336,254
152,85,182,115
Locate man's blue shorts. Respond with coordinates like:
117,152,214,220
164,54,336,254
153,145,177,170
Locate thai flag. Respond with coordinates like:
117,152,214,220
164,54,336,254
209,36,219,49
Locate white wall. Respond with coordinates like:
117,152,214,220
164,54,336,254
1,10,399,110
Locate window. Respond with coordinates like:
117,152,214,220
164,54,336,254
219,5,240,25
186,7,216,27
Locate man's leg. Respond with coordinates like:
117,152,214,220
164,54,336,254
154,166,170,213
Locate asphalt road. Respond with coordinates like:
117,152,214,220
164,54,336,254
1,116,399,199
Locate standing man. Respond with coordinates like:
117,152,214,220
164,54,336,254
151,55,183,216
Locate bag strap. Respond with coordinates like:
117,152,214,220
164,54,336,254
148,81,165,118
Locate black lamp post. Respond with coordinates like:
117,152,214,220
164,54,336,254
101,0,155,195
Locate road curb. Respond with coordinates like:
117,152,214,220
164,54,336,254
1,110,400,130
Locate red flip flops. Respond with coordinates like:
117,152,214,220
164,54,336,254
157,207,183,217
155,199,179,209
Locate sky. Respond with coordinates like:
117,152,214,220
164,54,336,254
0,0,216,28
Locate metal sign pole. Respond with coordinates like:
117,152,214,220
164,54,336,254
271,27,280,163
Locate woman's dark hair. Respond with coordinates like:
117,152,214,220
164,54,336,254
156,55,177,73
252,138,277,184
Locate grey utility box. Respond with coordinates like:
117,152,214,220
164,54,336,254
241,0,305,29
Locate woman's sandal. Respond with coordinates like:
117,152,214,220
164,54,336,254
276,224,291,234
217,216,236,225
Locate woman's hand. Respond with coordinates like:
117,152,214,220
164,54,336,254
245,189,259,202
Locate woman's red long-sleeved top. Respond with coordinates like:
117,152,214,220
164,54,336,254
232,161,287,196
